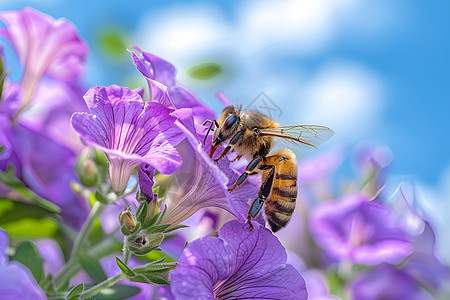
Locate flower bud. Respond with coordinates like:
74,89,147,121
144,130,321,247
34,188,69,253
74,148,99,187
135,190,161,229
127,233,164,256
119,211,136,234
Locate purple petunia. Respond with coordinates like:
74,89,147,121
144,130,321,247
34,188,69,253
350,264,432,300
71,85,185,193
0,118,88,228
170,220,307,300
0,7,87,114
129,46,215,123
309,193,412,265
0,228,46,299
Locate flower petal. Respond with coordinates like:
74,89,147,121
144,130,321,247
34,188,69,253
310,193,412,265
171,220,307,300
0,7,87,81
71,85,184,176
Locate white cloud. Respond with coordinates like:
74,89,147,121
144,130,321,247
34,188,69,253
135,5,230,70
134,0,392,133
297,62,383,141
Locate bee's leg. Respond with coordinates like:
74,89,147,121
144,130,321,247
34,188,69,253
231,154,242,162
213,131,242,163
228,156,262,192
246,165,276,230
214,146,231,163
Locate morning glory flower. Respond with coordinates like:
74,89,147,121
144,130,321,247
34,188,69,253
71,85,184,193
309,193,412,265
170,220,307,300
0,228,46,299
350,264,432,300
0,7,87,114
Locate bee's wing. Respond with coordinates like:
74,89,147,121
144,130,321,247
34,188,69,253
259,125,334,148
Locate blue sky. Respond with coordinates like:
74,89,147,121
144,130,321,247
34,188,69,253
1,0,449,188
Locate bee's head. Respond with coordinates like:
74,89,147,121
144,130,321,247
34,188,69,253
210,105,241,158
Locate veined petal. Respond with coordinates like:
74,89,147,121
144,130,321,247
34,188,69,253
161,109,259,227
171,220,307,300
71,85,184,193
129,46,176,88
129,47,215,122
0,7,87,81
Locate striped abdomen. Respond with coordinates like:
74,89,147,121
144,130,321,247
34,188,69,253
263,148,297,232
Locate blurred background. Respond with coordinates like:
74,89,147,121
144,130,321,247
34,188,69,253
1,0,449,203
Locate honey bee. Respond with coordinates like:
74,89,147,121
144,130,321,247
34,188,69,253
204,105,334,232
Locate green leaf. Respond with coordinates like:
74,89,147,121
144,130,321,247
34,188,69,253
115,256,135,277
0,168,60,213
84,284,140,300
80,255,108,283
164,224,189,233
2,217,59,240
0,145,4,154
128,273,170,285
66,283,84,300
146,224,170,234
97,28,129,60
135,201,148,225
11,241,44,283
188,62,222,80
0,199,56,223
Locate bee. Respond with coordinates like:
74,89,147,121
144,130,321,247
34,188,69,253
204,105,334,232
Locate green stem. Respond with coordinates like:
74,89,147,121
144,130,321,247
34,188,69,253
79,272,125,300
122,237,131,264
72,201,105,257
54,258,79,288
54,201,105,288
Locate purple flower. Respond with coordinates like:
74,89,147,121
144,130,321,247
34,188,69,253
350,264,432,300
0,120,88,229
0,7,87,113
304,270,341,300
354,143,393,199
19,80,88,153
137,163,155,200
0,228,46,299
309,193,412,265
170,220,307,300
160,109,259,227
129,47,215,123
71,85,184,193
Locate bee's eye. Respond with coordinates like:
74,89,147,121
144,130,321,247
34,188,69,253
223,114,238,130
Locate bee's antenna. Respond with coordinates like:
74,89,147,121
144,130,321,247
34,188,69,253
202,119,217,145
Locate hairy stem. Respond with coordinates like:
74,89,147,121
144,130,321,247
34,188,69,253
79,272,125,299
54,201,105,288
123,237,131,264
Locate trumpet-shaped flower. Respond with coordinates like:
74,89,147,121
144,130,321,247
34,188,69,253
309,193,412,265
170,220,307,300
129,47,215,123
160,108,259,227
0,228,46,299
71,85,184,193
0,7,87,113
0,118,88,228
